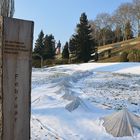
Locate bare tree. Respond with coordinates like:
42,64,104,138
113,2,133,40
132,0,140,36
94,13,112,45
114,25,123,42
90,20,101,46
0,0,14,17
95,13,112,29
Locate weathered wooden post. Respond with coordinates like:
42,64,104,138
0,17,34,140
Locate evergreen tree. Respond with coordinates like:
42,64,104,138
34,30,44,55
57,40,61,49
125,21,133,40
71,13,95,62
56,40,61,54
62,42,69,59
43,34,56,59
114,26,123,42
69,35,77,53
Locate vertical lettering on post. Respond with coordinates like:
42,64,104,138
2,17,34,140
14,74,18,122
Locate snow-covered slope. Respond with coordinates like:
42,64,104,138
31,63,140,140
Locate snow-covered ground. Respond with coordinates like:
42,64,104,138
31,63,140,140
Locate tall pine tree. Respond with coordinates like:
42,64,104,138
62,42,69,59
125,21,133,40
34,30,44,55
71,13,95,62
56,40,61,54
43,34,56,59
114,26,123,42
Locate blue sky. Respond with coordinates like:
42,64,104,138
14,0,132,46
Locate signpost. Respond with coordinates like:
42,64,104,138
0,17,34,140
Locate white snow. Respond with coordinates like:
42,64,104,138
31,63,140,140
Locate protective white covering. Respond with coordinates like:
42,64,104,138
62,90,77,101
102,109,140,137
65,97,81,112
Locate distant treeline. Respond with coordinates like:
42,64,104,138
90,0,140,46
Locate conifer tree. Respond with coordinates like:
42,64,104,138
62,42,69,59
114,26,123,42
57,40,61,49
69,35,78,54
56,40,61,54
125,21,133,40
71,13,95,62
34,30,44,55
43,34,56,59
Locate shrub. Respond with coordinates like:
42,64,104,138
55,59,69,65
120,52,129,62
32,59,41,68
127,49,140,62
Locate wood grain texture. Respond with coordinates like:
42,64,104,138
0,17,3,140
0,17,33,140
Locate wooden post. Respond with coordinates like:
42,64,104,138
0,17,34,140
